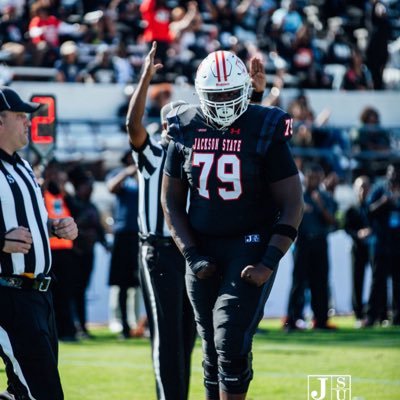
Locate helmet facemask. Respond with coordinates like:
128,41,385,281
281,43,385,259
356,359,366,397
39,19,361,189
195,51,251,130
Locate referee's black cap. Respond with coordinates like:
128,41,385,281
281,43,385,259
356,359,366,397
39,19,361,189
0,87,41,113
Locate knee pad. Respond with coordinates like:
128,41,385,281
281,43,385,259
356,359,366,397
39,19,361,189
202,359,219,399
218,354,253,394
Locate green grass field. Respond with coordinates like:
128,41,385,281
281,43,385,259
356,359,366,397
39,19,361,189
1,317,399,399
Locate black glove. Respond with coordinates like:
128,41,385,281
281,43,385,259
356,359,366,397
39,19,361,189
183,247,216,278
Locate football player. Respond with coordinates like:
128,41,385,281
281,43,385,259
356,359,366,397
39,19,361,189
161,50,304,400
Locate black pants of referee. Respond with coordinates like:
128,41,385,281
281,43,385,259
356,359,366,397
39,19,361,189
139,239,196,400
0,287,63,400
186,230,278,398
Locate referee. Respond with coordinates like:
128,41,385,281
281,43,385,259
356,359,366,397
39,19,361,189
126,42,196,400
0,87,78,400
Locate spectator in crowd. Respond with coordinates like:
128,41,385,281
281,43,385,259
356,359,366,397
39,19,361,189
350,106,391,177
42,159,78,342
271,0,303,39
322,171,339,220
365,164,400,327
28,0,83,67
344,175,373,327
341,47,373,91
352,106,391,152
84,44,118,83
113,41,135,84
325,27,352,66
169,1,214,83
78,8,115,47
366,0,391,90
126,42,196,400
28,1,61,66
288,92,348,176
290,23,329,89
106,150,142,339
206,0,238,39
139,0,173,67
285,163,337,331
68,166,108,338
110,0,144,43
55,40,85,82
0,5,26,66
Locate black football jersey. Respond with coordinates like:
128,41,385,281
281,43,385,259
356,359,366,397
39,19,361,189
164,104,298,236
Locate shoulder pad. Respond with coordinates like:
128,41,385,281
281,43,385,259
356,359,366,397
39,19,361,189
166,104,198,142
256,107,293,155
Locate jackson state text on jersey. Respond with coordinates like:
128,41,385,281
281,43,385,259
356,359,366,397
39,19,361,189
166,104,294,236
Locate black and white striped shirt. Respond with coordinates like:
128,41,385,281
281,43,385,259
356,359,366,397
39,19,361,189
0,149,51,276
131,135,170,238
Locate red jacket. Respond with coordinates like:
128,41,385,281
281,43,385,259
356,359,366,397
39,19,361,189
140,0,172,43
29,15,60,46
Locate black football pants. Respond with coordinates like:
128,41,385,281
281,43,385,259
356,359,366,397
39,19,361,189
186,231,278,394
0,287,63,400
139,241,196,400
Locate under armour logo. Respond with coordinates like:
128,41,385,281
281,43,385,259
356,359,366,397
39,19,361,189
230,128,240,135
6,174,14,184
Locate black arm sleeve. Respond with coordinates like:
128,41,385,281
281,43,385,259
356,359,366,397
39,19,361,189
164,141,184,178
265,141,298,182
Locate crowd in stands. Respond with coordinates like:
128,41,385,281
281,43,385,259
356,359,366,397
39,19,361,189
0,0,399,89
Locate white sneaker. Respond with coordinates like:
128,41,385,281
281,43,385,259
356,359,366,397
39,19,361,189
354,319,363,329
295,319,308,330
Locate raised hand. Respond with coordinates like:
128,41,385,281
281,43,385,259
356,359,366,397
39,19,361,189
249,56,267,93
143,41,164,80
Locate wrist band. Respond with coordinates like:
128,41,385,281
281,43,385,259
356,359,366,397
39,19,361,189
261,245,284,270
250,90,263,103
272,224,298,241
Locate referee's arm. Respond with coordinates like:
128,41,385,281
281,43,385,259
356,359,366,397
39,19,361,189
126,41,163,149
48,217,78,240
